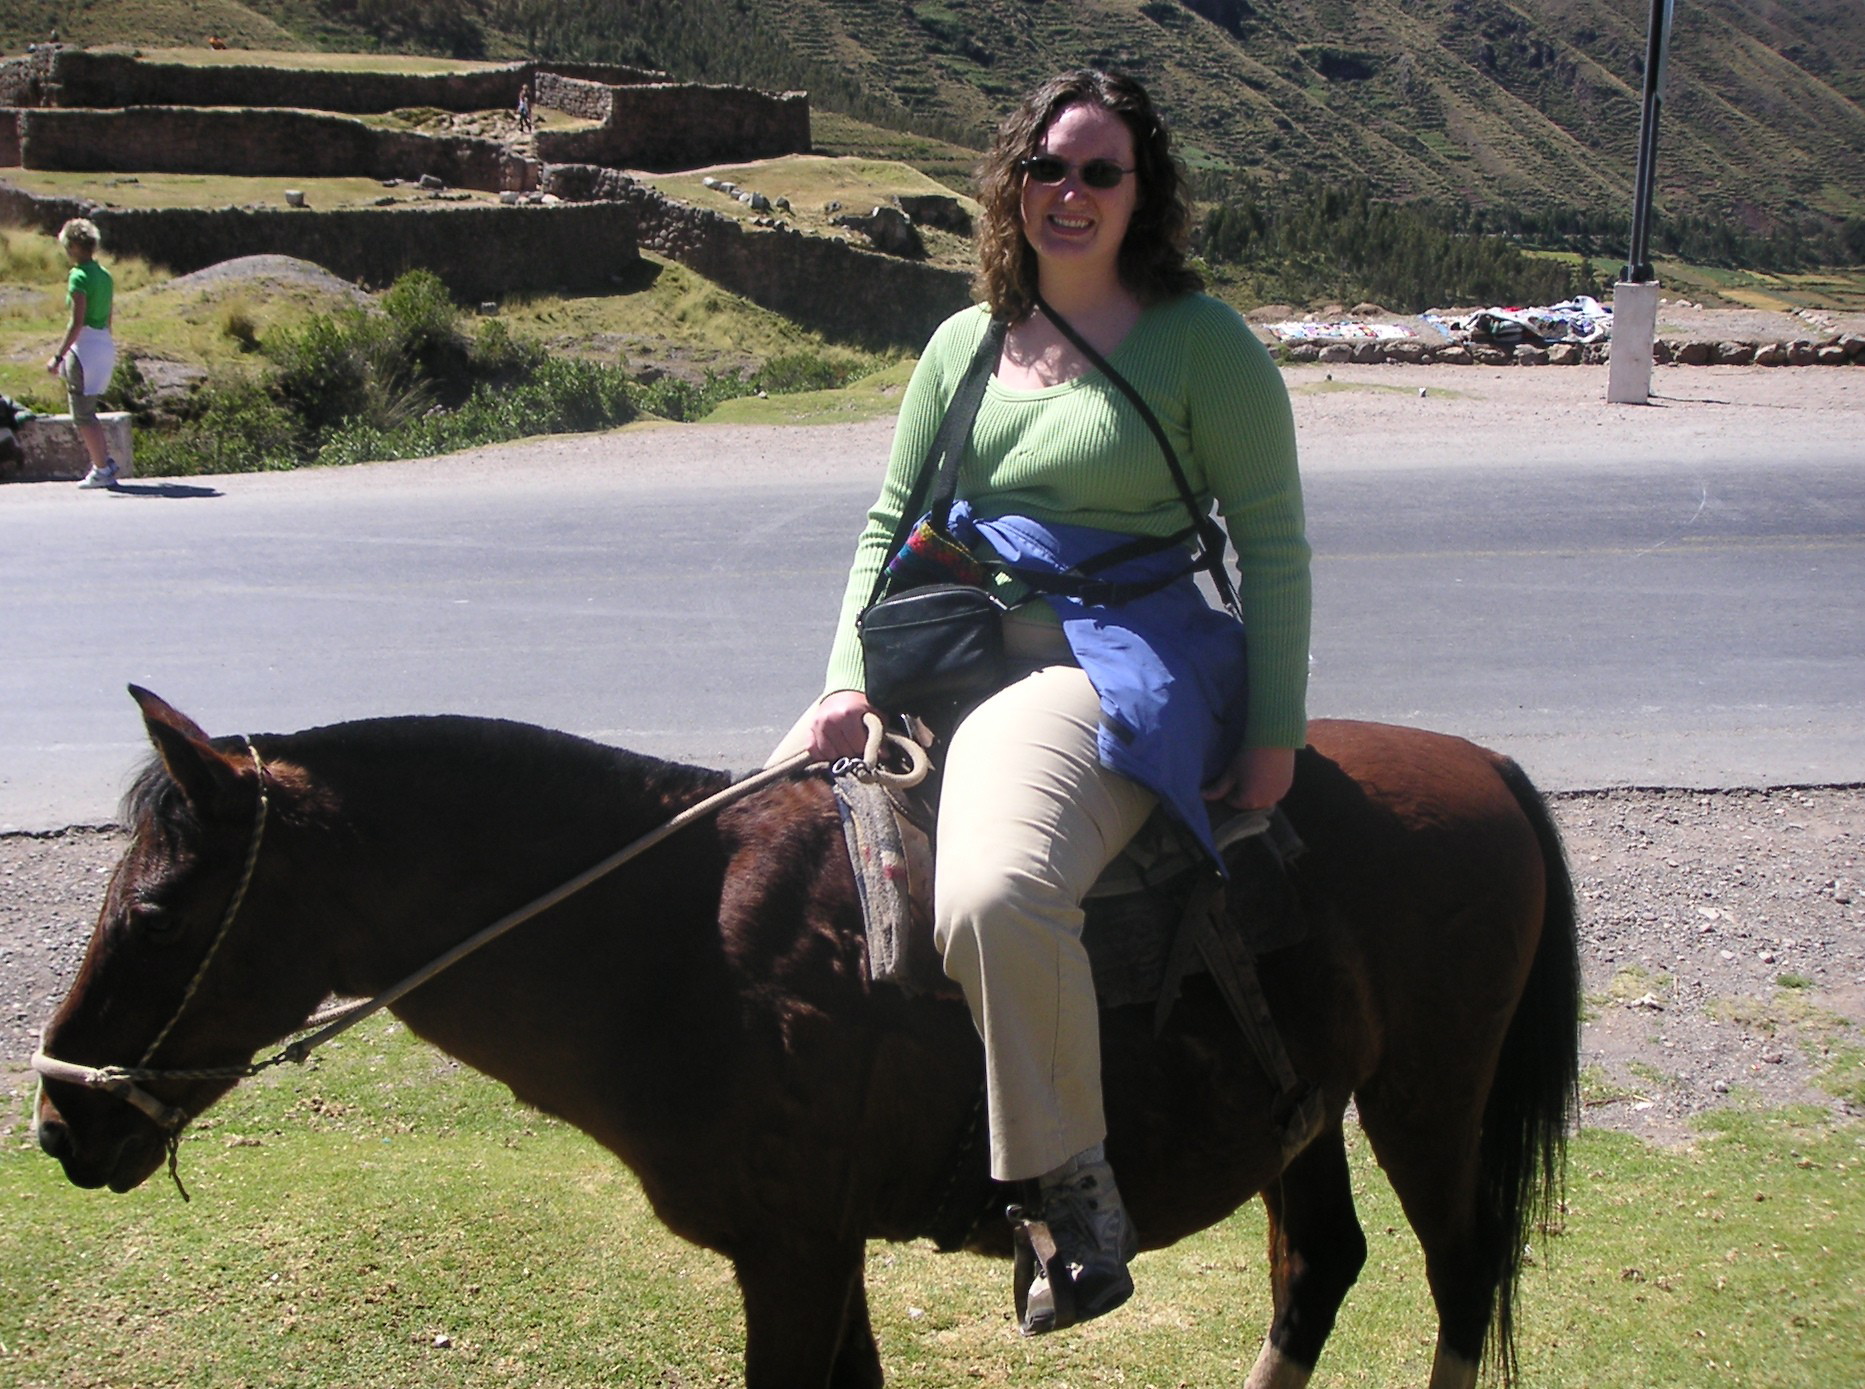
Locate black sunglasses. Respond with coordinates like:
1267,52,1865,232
1019,155,1135,189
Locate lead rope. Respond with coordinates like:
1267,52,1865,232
145,738,268,1201
38,724,929,1201
140,739,270,1069
292,721,924,1059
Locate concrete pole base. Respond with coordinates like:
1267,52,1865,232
1607,280,1659,404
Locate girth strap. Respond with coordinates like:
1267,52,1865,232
1159,876,1326,1166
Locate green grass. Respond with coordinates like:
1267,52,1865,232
639,154,980,271
5,1017,1862,1387
702,359,914,426
134,46,511,72
807,109,982,193
2,169,499,214
500,253,891,383
1651,259,1865,313
0,226,892,434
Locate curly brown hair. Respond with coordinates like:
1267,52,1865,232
974,69,1201,322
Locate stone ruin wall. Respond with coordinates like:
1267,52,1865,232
0,182,637,303
0,48,663,113
533,73,613,123
13,108,534,191
542,165,971,349
0,49,954,349
0,48,55,107
535,85,810,172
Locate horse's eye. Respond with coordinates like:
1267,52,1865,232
130,901,178,936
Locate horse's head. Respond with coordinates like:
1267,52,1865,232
35,687,335,1193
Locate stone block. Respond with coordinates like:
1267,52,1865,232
1714,340,1756,365
1674,341,1713,365
1515,345,1550,365
1788,340,1818,366
1381,340,1429,364
1815,344,1850,365
1753,342,1789,366
1841,332,1865,359
1547,342,1583,366
1471,344,1514,366
12,412,134,483
1435,344,1473,365
1317,344,1354,363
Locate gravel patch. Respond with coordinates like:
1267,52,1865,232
8,788,1860,1146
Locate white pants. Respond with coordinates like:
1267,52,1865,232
770,613,1157,1179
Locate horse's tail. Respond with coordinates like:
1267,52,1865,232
1482,757,1581,1384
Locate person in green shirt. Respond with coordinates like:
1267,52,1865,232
46,218,119,489
775,71,1311,1336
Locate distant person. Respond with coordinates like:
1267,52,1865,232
46,218,120,489
516,83,533,132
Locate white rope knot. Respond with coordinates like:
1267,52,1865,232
832,713,930,788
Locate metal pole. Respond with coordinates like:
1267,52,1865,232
1609,0,1676,404
1624,0,1675,282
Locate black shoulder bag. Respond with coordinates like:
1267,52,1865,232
856,318,1011,720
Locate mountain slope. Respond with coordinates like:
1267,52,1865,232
8,0,1862,234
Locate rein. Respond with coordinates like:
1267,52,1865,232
34,719,926,1199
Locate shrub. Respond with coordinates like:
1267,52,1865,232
470,316,546,382
135,373,299,476
752,350,853,395
220,299,261,352
382,269,466,361
266,310,401,434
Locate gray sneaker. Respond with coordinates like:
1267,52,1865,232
1009,1146,1139,1335
77,459,120,489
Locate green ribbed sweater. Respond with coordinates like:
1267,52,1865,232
826,295,1312,748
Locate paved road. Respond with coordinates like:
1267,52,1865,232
3,409,1862,831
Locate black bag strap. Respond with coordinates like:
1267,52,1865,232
864,316,1008,612
1031,292,1244,622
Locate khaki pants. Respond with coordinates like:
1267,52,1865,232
775,613,1156,1180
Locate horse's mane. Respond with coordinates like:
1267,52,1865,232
120,715,734,832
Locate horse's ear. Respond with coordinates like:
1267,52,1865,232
129,685,251,816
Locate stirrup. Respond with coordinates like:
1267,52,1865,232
1007,1201,1135,1335
1008,1204,1076,1336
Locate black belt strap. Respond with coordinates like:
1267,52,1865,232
1033,291,1245,623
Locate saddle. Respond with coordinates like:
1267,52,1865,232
830,752,1327,1245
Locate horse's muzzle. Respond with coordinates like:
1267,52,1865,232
35,1091,164,1192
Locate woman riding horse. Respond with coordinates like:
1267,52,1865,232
772,69,1311,1335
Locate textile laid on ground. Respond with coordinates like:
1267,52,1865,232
1424,295,1612,345
1265,320,1417,342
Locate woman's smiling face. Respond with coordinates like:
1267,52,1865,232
1018,100,1139,288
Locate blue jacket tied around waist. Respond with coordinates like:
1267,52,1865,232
951,504,1251,873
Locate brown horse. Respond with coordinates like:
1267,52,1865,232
36,688,1578,1389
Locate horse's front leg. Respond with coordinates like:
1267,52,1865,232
734,1234,879,1389
1245,1118,1367,1389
